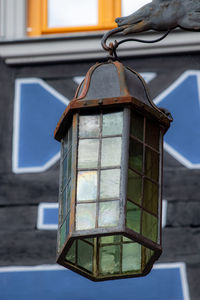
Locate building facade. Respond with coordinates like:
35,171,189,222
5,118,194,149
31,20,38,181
0,1,200,299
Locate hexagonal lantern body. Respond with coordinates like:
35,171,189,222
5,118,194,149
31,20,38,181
54,61,172,281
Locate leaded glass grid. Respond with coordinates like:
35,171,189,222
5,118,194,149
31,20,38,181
126,111,161,244
58,125,73,252
75,110,123,231
65,234,154,277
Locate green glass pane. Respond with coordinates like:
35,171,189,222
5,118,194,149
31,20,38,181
66,213,70,237
77,240,93,272
130,112,144,141
122,236,133,242
122,243,141,273
78,139,99,169
145,147,159,181
76,203,96,230
126,201,141,233
68,125,72,148
61,187,67,221
63,132,68,155
100,169,120,199
127,169,142,205
79,115,100,138
143,179,158,215
142,211,158,242
129,138,143,173
99,201,119,227
100,245,120,275
145,119,160,150
101,137,122,167
67,150,72,180
102,111,123,136
143,246,154,265
62,155,68,187
60,220,66,250
100,235,121,244
83,238,94,245
77,171,97,201
66,183,71,213
65,241,76,264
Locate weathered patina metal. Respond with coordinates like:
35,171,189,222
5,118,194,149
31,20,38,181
55,60,172,281
116,0,200,34
54,61,171,141
102,0,200,56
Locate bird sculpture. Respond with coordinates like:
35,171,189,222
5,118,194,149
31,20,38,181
115,0,200,34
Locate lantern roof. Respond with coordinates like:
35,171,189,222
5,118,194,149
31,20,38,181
75,61,151,104
54,60,172,141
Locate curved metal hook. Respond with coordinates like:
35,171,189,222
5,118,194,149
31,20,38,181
101,26,127,53
101,27,171,59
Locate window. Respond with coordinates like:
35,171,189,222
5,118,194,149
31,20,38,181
27,0,151,36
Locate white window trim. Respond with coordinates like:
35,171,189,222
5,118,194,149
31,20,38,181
37,203,59,230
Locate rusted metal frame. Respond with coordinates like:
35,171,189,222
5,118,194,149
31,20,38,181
127,197,158,219
69,113,78,236
142,249,162,277
74,62,103,100
75,60,129,100
99,238,134,247
125,227,162,250
93,237,98,277
128,159,159,187
78,165,121,172
116,108,128,274
123,108,159,272
57,234,75,265
130,133,160,154
122,107,131,232
158,129,165,247
79,238,94,247
57,104,167,277
72,225,124,238
62,152,72,191
114,60,130,96
59,235,161,282
140,115,146,268
79,134,122,140
62,254,95,281
57,114,79,264
54,97,170,142
57,137,73,256
56,141,64,258
76,198,120,205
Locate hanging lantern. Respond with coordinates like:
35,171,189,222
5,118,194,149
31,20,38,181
54,60,172,281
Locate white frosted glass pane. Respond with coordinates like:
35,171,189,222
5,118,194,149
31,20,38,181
100,169,120,199
48,0,98,28
78,139,99,169
79,115,100,138
98,201,119,227
122,0,152,16
101,137,122,167
76,203,96,230
102,111,123,136
77,171,97,201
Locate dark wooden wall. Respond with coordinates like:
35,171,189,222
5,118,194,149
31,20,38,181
0,53,200,299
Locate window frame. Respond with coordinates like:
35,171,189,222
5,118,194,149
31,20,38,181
27,0,121,36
